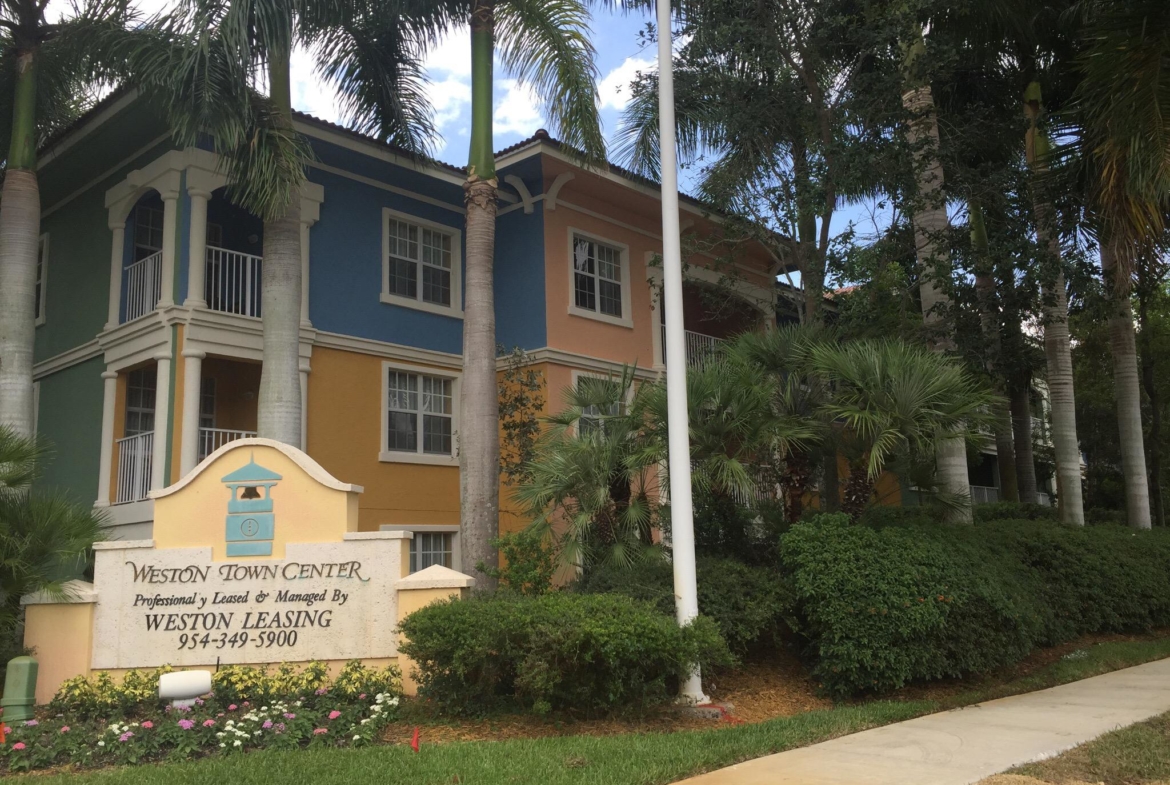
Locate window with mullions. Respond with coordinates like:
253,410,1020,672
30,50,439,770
386,370,454,456
409,532,453,572
199,377,216,430
385,217,454,308
573,236,623,318
577,376,623,436
134,205,163,262
125,366,157,436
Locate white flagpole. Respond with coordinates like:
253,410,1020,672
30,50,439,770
656,0,707,704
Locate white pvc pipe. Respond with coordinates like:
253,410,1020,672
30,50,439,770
657,0,707,705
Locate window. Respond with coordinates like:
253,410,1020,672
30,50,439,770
34,234,48,325
199,377,216,430
575,373,624,436
125,366,157,436
206,222,223,248
382,210,461,316
382,363,458,463
410,532,453,572
134,205,163,262
570,232,631,326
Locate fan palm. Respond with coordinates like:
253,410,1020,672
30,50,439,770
457,0,605,588
0,426,105,640
0,0,135,437
810,339,997,520
132,0,451,447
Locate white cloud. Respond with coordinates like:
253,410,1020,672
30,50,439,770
492,79,542,137
424,26,472,77
290,47,342,124
599,56,654,111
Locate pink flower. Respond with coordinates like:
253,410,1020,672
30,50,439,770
315,688,328,696
60,726,70,733
202,719,216,728
283,712,296,719
178,720,195,730
228,704,238,711
23,720,38,727
313,728,327,735
359,693,367,699
194,697,205,706
11,743,25,751
328,711,341,720
275,723,286,733
142,721,154,729
262,720,273,729
119,732,134,742
216,712,224,717
243,701,250,707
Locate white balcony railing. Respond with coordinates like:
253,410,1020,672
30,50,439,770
115,431,154,504
206,246,263,318
123,251,162,322
661,326,725,367
970,484,1000,505
199,427,257,461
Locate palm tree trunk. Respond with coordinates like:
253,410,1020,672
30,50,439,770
841,464,874,520
1009,378,1038,503
256,43,303,446
793,141,824,326
1102,240,1152,529
1137,288,1165,526
970,200,1018,503
901,40,971,522
460,0,501,588
0,49,40,437
1024,83,1085,525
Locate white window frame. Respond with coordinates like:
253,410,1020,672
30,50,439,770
378,524,462,572
567,228,633,328
35,233,48,326
379,359,460,466
380,207,463,318
571,369,633,437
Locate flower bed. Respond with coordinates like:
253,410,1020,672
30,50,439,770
0,660,402,773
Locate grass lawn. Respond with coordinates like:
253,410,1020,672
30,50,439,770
27,636,1170,785
988,710,1170,784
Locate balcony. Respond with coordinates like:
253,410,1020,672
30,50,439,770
115,431,153,504
199,427,257,461
969,484,1000,505
123,252,162,322
661,326,725,367
205,246,263,318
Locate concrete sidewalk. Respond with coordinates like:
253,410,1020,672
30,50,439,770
676,657,1170,785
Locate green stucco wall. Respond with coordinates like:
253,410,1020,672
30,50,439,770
35,355,104,503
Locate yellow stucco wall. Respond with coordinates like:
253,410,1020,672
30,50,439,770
307,346,460,531
24,603,95,705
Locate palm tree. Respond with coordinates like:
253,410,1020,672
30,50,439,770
0,426,105,638
900,31,973,521
0,0,133,437
810,340,997,520
135,0,449,448
1057,0,1169,528
458,0,605,588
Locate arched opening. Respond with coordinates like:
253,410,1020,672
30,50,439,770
204,188,265,317
121,190,164,322
660,280,765,365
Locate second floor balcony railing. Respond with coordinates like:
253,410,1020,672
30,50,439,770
199,427,257,461
969,484,1000,505
206,246,263,318
662,326,725,367
123,251,162,322
115,431,153,504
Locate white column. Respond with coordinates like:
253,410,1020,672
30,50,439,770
185,189,211,308
105,223,125,329
657,0,707,704
157,192,179,309
179,349,205,476
300,220,312,326
299,366,309,450
151,352,172,491
96,370,118,506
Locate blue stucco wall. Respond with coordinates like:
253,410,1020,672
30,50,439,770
494,155,546,351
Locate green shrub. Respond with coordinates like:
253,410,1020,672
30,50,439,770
780,514,1170,698
973,501,1058,522
397,592,732,715
575,556,792,653
478,529,556,595
857,505,935,528
1085,507,1127,526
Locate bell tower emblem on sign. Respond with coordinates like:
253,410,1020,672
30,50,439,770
221,454,282,556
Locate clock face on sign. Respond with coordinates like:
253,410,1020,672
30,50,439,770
240,518,261,537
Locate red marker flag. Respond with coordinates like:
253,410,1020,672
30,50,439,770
410,726,420,753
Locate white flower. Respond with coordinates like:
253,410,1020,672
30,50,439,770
353,735,361,741
261,706,268,712
253,731,262,737
360,719,370,725
97,741,105,747
216,732,224,738
233,740,242,747
219,743,225,748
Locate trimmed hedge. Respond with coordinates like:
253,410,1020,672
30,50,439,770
574,556,792,653
397,592,732,715
781,514,1170,698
